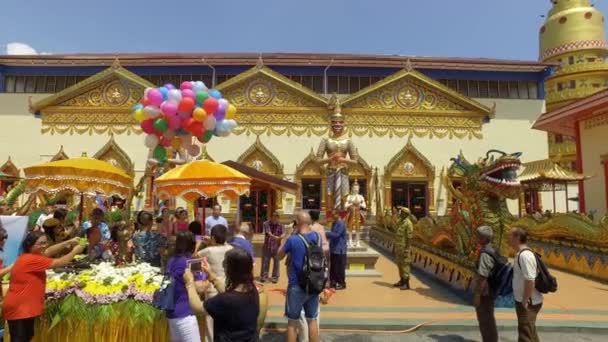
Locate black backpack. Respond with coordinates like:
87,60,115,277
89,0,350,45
297,232,327,295
518,248,557,294
480,248,513,298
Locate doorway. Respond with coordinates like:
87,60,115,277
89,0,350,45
301,178,322,210
391,181,428,219
239,190,269,233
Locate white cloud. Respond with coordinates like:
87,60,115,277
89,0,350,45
6,42,38,55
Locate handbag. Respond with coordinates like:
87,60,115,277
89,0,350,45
152,259,176,311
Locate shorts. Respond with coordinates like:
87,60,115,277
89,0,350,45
285,284,320,321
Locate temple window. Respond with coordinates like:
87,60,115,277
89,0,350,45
570,80,576,89
568,56,575,65
555,134,564,143
301,179,322,210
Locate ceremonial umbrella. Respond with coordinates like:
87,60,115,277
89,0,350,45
154,159,250,202
24,157,133,218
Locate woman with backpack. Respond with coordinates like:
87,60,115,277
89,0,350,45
165,230,206,342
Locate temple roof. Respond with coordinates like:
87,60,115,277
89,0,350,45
222,160,297,194
0,52,554,72
518,159,590,184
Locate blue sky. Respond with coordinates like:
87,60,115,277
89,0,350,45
1,0,607,60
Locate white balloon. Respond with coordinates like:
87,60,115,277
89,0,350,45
143,105,161,118
144,134,159,148
187,144,201,157
167,89,182,103
192,81,205,92
204,116,217,130
226,119,237,129
144,87,153,97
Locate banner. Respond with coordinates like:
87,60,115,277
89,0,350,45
0,215,28,266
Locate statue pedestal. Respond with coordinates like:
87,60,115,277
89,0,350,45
345,242,382,278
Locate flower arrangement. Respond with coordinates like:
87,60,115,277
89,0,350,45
44,262,166,329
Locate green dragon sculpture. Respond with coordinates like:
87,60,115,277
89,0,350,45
414,150,522,260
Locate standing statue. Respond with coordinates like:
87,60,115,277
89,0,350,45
316,97,359,214
393,207,413,290
344,180,366,248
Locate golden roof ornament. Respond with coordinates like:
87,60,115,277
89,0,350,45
111,57,121,69
328,93,344,121
256,55,264,69
404,58,413,72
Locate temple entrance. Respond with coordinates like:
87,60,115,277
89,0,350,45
524,189,541,214
391,181,428,219
302,179,322,210
240,190,269,233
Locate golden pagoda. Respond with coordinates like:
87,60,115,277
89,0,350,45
540,0,608,169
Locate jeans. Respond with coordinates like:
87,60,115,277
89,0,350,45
261,251,280,281
285,284,320,321
515,301,543,342
475,296,498,342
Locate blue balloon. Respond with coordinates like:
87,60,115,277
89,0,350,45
209,89,222,99
159,87,169,101
133,104,144,111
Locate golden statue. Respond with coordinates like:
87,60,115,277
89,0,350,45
344,180,366,247
316,96,360,213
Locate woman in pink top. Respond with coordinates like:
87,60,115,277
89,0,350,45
174,208,190,232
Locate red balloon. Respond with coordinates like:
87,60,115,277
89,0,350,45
141,97,152,107
183,118,196,132
178,97,196,113
159,135,172,147
190,122,204,137
203,97,219,114
140,119,155,134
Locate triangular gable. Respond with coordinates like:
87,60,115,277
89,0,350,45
50,145,69,161
295,148,323,177
237,136,284,176
342,67,492,117
216,65,328,111
93,135,134,176
385,139,435,178
0,156,20,177
32,61,155,135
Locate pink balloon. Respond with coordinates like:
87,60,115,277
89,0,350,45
178,111,191,119
181,89,195,100
141,119,155,134
180,81,193,90
147,89,163,107
160,101,178,116
167,114,181,130
218,98,229,111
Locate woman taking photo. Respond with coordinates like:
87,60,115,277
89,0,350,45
3,231,85,342
184,248,260,342
165,231,206,342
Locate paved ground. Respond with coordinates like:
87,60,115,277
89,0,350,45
260,331,607,341
252,239,608,332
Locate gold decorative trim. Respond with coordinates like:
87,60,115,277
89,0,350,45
0,156,20,177
93,135,135,176
50,145,69,161
237,136,284,176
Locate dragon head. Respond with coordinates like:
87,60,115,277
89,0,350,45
478,150,522,199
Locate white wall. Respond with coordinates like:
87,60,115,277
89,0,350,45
580,117,608,218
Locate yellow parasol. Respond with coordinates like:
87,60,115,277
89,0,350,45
24,157,133,199
154,159,250,202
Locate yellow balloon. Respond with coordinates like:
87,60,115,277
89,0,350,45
226,104,237,119
193,107,207,122
171,137,182,149
133,109,146,122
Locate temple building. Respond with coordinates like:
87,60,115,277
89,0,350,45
0,1,605,227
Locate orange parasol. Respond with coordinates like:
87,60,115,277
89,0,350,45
24,157,133,199
154,159,250,202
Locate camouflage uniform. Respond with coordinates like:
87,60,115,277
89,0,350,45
394,207,413,290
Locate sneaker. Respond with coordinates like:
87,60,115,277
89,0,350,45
393,279,404,287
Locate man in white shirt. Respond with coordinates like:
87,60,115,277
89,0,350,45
204,205,228,236
34,204,54,232
509,227,543,342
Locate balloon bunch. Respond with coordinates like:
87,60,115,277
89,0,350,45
132,81,238,162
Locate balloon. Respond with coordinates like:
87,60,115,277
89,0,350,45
144,87,153,98
160,101,178,116
187,144,201,157
171,137,182,149
180,81,193,90
133,103,144,112
147,89,163,106
201,130,214,143
225,104,237,119
218,98,229,110
153,118,169,132
209,89,222,99
203,97,219,114
167,89,182,103
167,113,181,130
203,115,216,130
163,130,176,140
153,146,167,161
141,119,155,134
178,97,195,113
159,135,172,147
141,97,152,107
182,89,195,100
175,128,188,136
195,91,209,104
159,87,169,101
193,81,207,92
144,134,159,148
143,105,161,118
183,118,196,132
164,83,176,90
192,107,207,121
178,111,191,119
226,119,238,129
190,121,204,137
133,109,146,122
214,106,226,121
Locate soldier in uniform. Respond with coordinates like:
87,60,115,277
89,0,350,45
393,207,413,290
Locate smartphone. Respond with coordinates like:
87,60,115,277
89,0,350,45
187,258,203,273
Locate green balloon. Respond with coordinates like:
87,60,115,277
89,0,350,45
196,91,209,104
202,130,214,143
153,118,168,132
153,145,167,160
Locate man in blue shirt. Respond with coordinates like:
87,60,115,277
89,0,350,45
278,211,320,342
326,210,347,290
205,205,228,236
